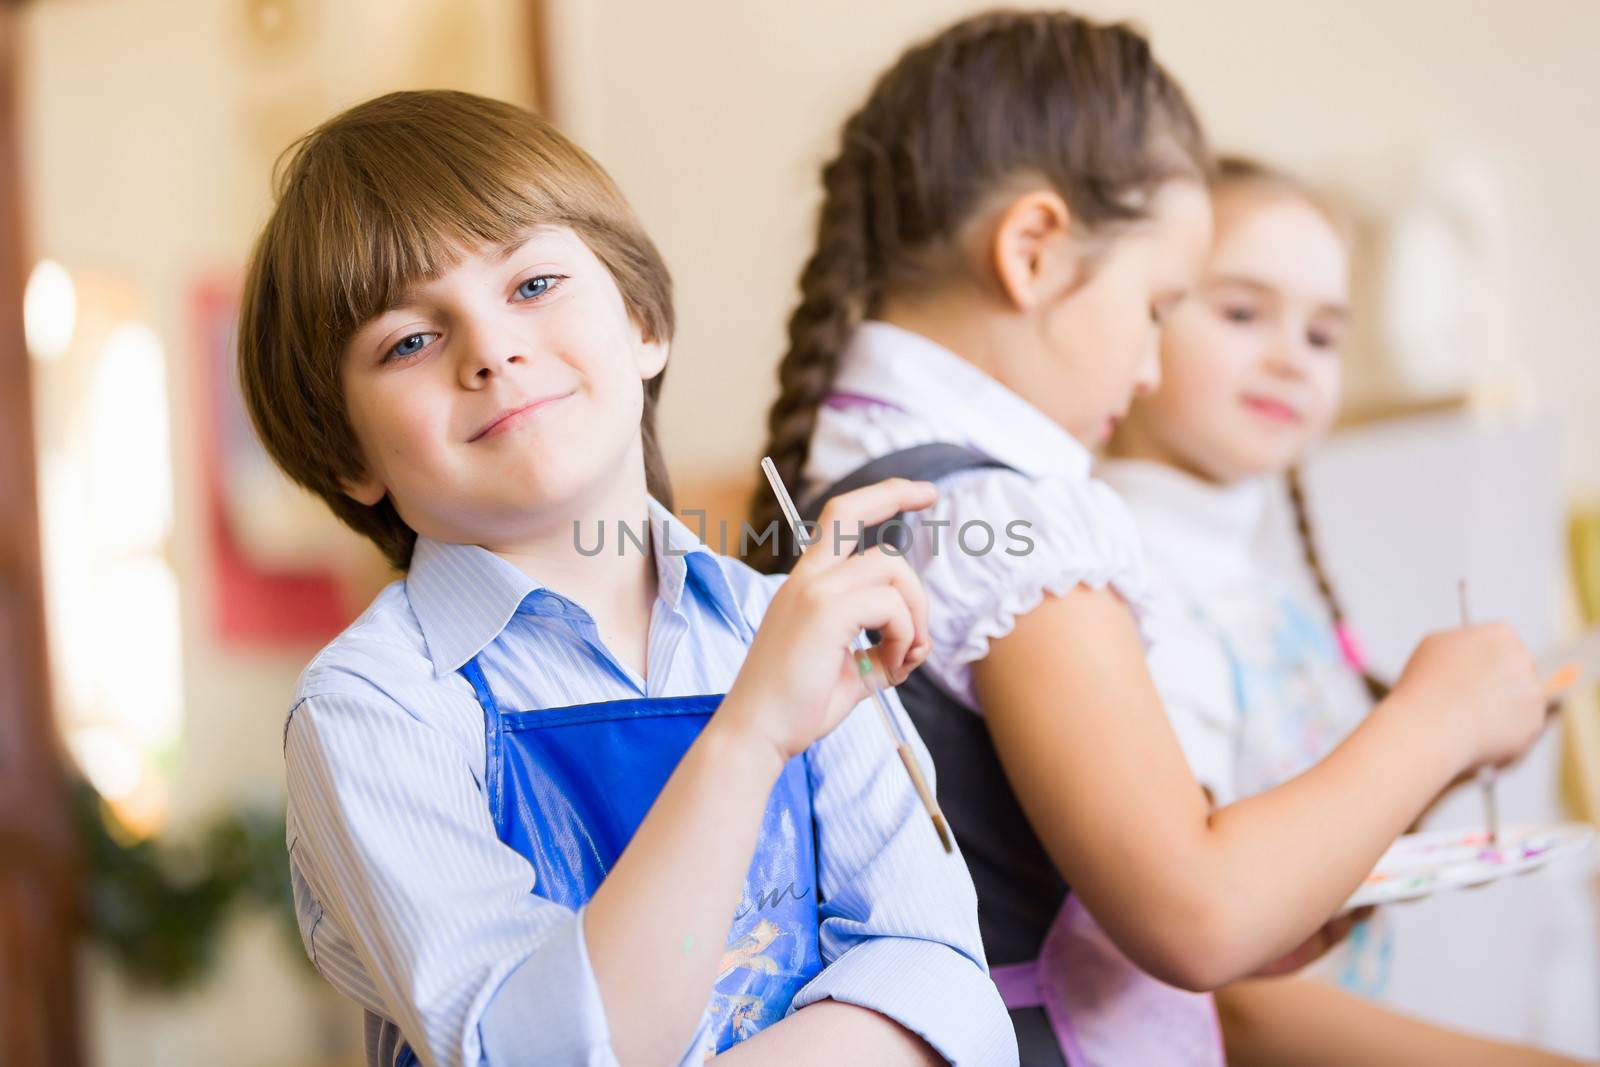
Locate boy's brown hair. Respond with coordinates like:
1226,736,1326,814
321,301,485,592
239,90,675,570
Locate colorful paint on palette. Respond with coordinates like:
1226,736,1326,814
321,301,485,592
1345,823,1593,912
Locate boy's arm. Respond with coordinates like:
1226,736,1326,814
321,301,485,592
286,688,623,1067
1216,976,1590,1066
292,670,813,1067
782,689,1018,1066
711,1000,942,1065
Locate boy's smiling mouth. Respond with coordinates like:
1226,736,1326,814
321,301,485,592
469,391,576,442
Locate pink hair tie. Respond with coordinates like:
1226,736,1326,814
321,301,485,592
1336,622,1369,674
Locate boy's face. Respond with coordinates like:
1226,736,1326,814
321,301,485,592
339,226,667,546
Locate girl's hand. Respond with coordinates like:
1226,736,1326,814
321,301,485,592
722,478,937,764
1389,624,1544,771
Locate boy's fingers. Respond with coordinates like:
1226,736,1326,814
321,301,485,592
862,546,929,652
830,588,913,692
796,479,937,575
864,587,916,684
815,550,929,664
843,630,928,693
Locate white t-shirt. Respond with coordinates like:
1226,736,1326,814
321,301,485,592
1099,457,1390,994
1098,459,1375,806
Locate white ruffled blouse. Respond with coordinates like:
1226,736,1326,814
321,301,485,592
800,320,1151,713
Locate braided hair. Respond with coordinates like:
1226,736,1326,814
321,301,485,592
747,10,1210,570
1210,156,1387,700
1285,466,1390,702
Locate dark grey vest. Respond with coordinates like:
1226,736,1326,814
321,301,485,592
796,444,1070,1066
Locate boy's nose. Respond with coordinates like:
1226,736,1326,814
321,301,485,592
458,323,527,386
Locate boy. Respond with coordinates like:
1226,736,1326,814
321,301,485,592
238,90,1013,1067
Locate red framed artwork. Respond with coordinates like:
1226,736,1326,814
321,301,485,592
192,278,357,647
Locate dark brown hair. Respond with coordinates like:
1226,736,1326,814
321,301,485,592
747,10,1210,569
238,90,675,570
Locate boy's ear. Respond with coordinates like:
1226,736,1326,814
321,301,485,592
341,470,387,508
991,190,1078,312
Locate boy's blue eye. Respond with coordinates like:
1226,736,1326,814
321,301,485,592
385,332,436,362
515,275,560,301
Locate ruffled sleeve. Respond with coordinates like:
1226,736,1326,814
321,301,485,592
905,468,1153,714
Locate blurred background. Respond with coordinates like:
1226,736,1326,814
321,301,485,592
2,1,1598,1065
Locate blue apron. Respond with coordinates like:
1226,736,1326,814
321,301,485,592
396,655,823,1066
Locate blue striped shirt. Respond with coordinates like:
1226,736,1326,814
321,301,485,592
284,499,1016,1067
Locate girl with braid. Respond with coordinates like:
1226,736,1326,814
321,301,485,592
1102,157,1589,1065
750,11,1548,1065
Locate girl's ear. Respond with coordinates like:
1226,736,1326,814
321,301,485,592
634,333,669,381
991,190,1078,311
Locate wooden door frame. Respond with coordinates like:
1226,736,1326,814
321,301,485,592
0,1,83,1064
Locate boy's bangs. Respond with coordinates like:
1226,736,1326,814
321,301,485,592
278,124,567,343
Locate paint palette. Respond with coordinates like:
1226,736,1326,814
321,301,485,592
1344,822,1594,911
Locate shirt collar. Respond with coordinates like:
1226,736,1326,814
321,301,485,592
833,320,1094,481
651,499,750,639
1096,458,1269,577
405,497,747,677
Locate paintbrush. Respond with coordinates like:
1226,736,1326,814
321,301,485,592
760,457,955,854
1460,579,1500,846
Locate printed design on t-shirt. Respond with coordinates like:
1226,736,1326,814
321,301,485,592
1228,590,1364,799
1336,915,1394,997
1213,587,1393,998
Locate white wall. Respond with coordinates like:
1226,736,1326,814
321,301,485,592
20,2,531,1064
545,0,1600,498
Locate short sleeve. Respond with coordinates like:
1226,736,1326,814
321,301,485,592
907,469,1153,712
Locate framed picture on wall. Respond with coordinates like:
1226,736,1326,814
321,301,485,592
193,278,371,647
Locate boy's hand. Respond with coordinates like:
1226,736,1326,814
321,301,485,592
1390,624,1544,771
722,478,937,765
